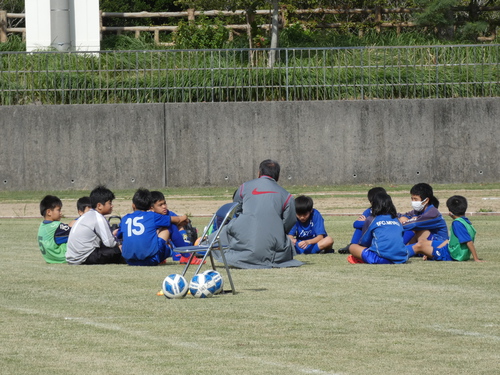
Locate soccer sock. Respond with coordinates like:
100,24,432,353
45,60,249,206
179,229,190,245
309,244,320,254
403,230,415,244
406,244,416,258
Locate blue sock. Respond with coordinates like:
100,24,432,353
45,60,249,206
179,229,190,245
406,244,416,258
309,244,321,254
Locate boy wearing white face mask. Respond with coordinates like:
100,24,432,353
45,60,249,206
398,183,451,260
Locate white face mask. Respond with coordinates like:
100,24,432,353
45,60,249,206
411,199,428,212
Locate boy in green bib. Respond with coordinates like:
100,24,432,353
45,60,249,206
446,195,484,262
37,195,72,263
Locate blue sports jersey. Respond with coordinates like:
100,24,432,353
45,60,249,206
400,205,449,241
359,214,408,263
288,209,327,240
118,211,178,261
451,217,473,243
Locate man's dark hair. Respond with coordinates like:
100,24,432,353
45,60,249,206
367,187,387,204
259,159,280,181
295,195,314,215
90,185,115,209
410,183,439,208
76,196,91,213
150,191,165,204
371,192,398,218
133,188,153,211
40,195,62,217
446,195,468,216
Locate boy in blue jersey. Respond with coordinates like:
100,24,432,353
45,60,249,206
150,190,202,265
446,195,483,262
338,187,386,254
288,195,334,254
37,195,72,264
117,188,188,266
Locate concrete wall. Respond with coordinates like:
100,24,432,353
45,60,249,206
1,98,499,191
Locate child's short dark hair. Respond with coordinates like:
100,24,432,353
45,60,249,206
150,191,165,204
295,195,314,215
410,183,439,208
367,187,387,204
371,192,398,218
133,188,153,211
446,195,468,216
90,185,115,209
40,195,62,217
76,196,91,213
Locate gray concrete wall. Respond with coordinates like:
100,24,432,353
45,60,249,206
1,98,498,191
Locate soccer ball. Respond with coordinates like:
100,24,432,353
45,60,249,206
162,274,189,299
203,270,224,295
189,273,217,298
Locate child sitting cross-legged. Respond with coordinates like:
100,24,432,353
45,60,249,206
117,188,190,266
288,195,334,254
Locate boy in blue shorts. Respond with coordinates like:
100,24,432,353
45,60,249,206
37,195,72,264
117,188,188,266
446,195,484,262
288,195,334,254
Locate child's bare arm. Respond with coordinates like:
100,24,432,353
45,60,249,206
170,214,188,225
466,241,484,262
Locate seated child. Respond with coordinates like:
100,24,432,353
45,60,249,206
150,190,202,264
338,187,386,254
117,188,189,266
348,192,409,264
446,195,483,262
66,185,124,265
288,195,334,254
399,183,451,260
37,195,72,264
69,196,92,226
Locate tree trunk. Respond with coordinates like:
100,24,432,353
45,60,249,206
268,0,279,67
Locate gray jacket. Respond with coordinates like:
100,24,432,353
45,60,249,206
220,176,303,269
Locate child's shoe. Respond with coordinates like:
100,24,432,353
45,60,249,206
338,244,351,254
347,255,365,264
179,255,206,265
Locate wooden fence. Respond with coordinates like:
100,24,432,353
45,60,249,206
1,6,499,45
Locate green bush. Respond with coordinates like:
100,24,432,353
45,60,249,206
174,16,230,49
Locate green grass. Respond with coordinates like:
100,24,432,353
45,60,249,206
1,43,498,104
1,188,499,374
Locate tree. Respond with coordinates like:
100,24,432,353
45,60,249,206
415,0,499,40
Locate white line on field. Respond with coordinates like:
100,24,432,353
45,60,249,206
4,305,344,375
432,325,500,341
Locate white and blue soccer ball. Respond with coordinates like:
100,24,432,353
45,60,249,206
162,274,189,299
203,270,224,295
189,273,217,298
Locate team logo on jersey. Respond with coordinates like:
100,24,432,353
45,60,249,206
252,188,278,195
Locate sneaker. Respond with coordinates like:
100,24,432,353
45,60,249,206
319,248,335,254
338,244,351,254
179,255,206,265
347,255,365,264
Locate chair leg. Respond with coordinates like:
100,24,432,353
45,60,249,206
217,249,236,294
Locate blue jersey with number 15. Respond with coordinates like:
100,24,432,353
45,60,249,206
117,211,172,261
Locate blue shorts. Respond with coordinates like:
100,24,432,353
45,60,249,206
294,242,320,254
361,249,393,264
431,241,453,261
126,238,172,266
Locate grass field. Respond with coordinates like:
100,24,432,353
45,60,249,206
1,187,499,375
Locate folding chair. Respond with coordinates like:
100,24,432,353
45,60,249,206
174,202,241,295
